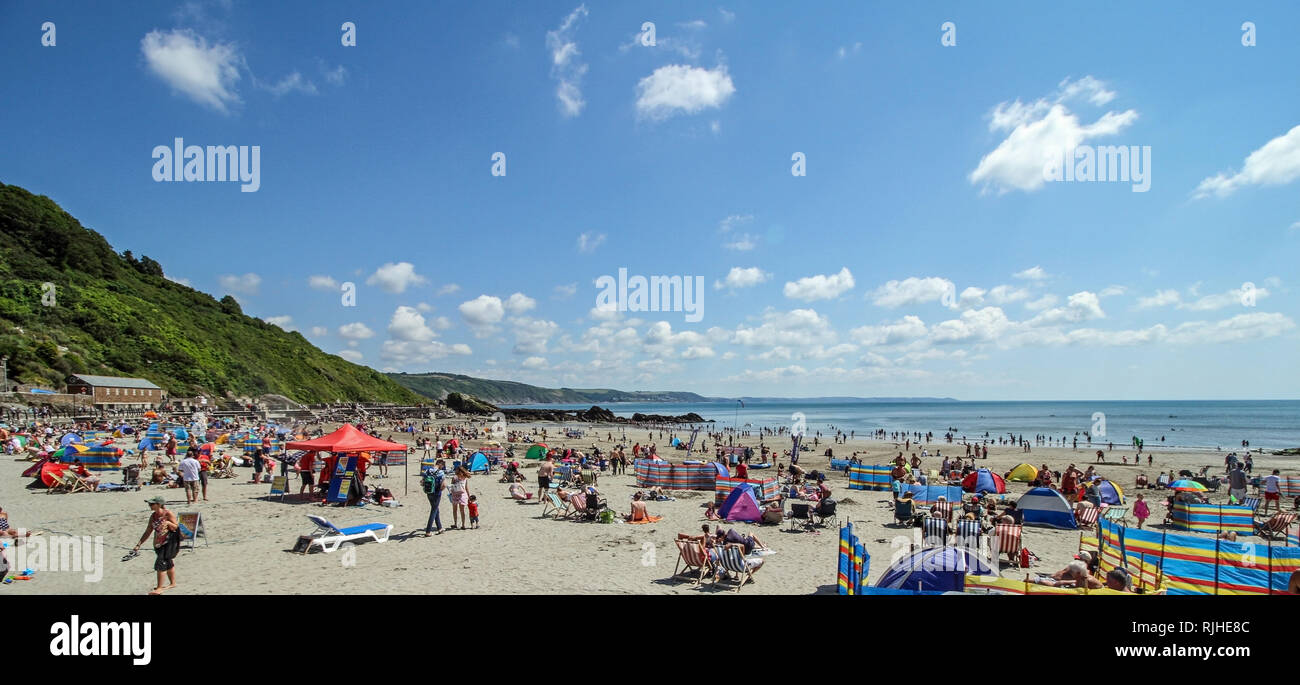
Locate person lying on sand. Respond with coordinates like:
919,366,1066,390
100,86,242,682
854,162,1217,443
1036,560,1103,589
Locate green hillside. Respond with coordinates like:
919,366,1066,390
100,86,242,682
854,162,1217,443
388,372,710,404
0,183,423,404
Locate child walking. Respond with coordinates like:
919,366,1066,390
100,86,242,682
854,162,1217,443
468,494,480,529
1134,493,1150,529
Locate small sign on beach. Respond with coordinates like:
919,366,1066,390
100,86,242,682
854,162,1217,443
177,512,206,551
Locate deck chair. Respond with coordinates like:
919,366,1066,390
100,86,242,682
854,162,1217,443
1155,473,1170,489
1255,512,1297,541
1075,506,1101,527
580,468,597,486
893,498,916,527
565,493,590,521
954,518,983,552
540,492,566,519
931,500,953,523
1243,496,1261,516
922,516,950,548
787,502,814,532
49,472,91,494
301,515,392,553
993,523,1023,568
713,543,757,592
1102,506,1128,526
673,536,712,585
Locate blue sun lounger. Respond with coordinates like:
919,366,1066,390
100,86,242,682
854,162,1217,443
304,515,392,553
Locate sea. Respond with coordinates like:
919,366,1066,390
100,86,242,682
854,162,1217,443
502,399,1300,452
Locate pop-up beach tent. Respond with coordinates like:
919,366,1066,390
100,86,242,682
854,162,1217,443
467,452,489,473
962,468,1006,494
1093,479,1124,505
1007,463,1038,482
875,546,992,593
525,444,548,460
1018,487,1077,529
718,482,763,522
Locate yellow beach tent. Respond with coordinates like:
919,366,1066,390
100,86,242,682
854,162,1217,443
1007,463,1038,482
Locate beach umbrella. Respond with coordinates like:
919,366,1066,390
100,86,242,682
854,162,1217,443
1169,479,1207,492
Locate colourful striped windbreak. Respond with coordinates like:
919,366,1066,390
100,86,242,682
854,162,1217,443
482,446,505,461
633,459,718,490
829,458,853,471
715,477,780,504
837,523,869,595
848,464,892,491
82,430,108,442
79,444,124,472
1279,475,1300,498
1168,501,1254,536
1097,518,1300,595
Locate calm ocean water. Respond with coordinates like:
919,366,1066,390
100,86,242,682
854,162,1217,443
504,400,1300,451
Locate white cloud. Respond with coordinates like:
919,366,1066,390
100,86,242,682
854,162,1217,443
784,267,855,302
337,350,363,362
1099,285,1126,297
511,317,560,355
635,64,736,120
970,76,1138,194
554,283,578,299
219,273,261,295
1014,266,1049,281
259,71,316,96
140,29,242,113
387,306,434,341
459,295,506,336
366,262,428,294
869,276,951,308
504,293,537,315
416,302,433,312
577,232,606,253
323,64,347,86
1026,291,1105,326
338,322,376,340
931,307,1014,343
719,214,752,233
1194,124,1300,198
715,266,771,290
718,8,735,23
546,5,589,117
310,326,328,337
263,315,294,331
1180,285,1269,311
521,356,548,369
308,275,337,291
437,284,460,296
850,316,928,346
166,275,191,287
1024,294,1059,311
431,316,453,331
682,346,716,359
380,340,472,365
723,234,757,251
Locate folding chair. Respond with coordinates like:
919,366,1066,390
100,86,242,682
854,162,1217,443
673,536,712,585
300,515,392,553
1255,512,1297,542
541,492,569,519
787,502,814,532
1243,496,1261,517
713,543,757,592
565,493,590,521
893,498,917,527
993,523,1023,568
813,498,838,528
1101,506,1128,526
955,518,983,553
922,516,950,548
1075,506,1101,527
931,500,953,523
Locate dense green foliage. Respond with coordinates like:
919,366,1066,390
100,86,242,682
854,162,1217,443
0,183,423,404
388,372,709,404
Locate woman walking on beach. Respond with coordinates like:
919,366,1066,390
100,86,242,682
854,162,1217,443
132,495,180,595
449,466,471,530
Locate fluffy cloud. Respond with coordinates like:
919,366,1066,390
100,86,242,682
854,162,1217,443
577,232,605,253
219,273,261,295
366,262,428,294
850,316,928,346
308,275,337,291
511,317,559,355
387,307,435,341
635,64,736,120
1194,124,1300,198
504,293,537,315
1025,291,1105,326
1014,266,1049,281
437,284,460,296
869,276,951,308
459,295,506,336
554,283,578,299
724,234,757,251
140,29,242,113
338,322,376,340
310,326,329,337
337,350,363,362
546,5,589,117
970,76,1138,193
380,340,472,365
784,268,854,302
263,315,294,331
716,267,771,290
1099,285,1126,297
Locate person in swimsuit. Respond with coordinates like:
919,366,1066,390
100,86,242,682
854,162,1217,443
0,505,34,538
132,495,179,595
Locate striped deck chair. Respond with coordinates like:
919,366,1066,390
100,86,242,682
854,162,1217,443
922,516,950,548
1255,512,1297,541
541,493,569,519
565,493,590,521
1102,506,1128,526
954,518,983,552
673,536,712,585
993,523,1023,568
931,500,953,523
1075,506,1101,527
713,543,756,592
1243,496,1261,516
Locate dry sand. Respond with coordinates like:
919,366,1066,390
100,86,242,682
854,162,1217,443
2,421,1294,595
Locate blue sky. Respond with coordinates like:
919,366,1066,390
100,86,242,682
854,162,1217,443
3,1,1300,400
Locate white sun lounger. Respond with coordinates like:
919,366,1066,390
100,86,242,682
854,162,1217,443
304,514,392,553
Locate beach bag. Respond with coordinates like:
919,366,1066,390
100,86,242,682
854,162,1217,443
421,471,443,495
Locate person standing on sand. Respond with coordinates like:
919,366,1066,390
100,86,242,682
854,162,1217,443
449,466,471,530
422,459,446,536
132,495,180,595
538,455,555,500
179,451,201,505
1263,469,1282,515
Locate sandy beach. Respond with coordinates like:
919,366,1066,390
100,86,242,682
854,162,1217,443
3,420,1295,595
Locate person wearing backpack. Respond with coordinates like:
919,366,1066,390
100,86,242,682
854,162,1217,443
422,459,446,537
